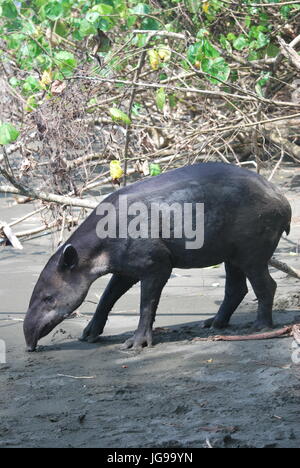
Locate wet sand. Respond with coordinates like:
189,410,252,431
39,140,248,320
0,167,300,448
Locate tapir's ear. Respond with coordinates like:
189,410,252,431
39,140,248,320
59,244,79,270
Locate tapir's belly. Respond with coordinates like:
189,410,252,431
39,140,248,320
165,239,229,269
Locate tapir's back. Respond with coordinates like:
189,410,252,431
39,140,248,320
99,162,291,269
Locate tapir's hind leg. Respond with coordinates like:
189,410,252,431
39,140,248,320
245,264,276,330
202,262,248,329
121,268,171,350
80,274,138,343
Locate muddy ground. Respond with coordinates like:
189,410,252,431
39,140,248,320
0,165,300,448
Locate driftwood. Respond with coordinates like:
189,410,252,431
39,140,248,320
0,220,23,249
193,324,300,343
269,257,300,280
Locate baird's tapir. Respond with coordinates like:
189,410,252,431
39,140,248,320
24,162,292,351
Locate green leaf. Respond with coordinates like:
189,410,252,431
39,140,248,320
44,2,63,21
219,35,232,53
130,3,150,14
197,28,209,39
22,76,41,95
266,43,280,58
141,17,160,30
150,163,161,176
168,94,177,109
256,32,269,49
233,36,248,51
156,88,166,111
202,39,219,58
227,33,236,42
25,96,38,112
187,39,219,65
202,57,230,84
1,1,18,19
255,72,271,96
54,51,77,77
92,3,114,15
126,15,137,28
79,18,97,37
9,77,19,87
109,108,131,125
0,122,20,145
187,42,203,64
86,11,101,23
245,16,251,28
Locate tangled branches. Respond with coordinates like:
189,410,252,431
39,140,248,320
1,3,300,243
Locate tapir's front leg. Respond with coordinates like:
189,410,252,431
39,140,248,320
80,274,138,343
121,268,171,350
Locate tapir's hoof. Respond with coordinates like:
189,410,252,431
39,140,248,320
80,320,104,343
201,317,229,329
252,320,273,331
120,334,153,350
79,333,100,343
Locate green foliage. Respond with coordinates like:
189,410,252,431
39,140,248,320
0,122,19,145
1,0,299,127
150,163,161,176
109,107,131,124
156,88,166,111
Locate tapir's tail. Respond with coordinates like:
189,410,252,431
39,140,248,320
284,221,291,236
283,197,292,236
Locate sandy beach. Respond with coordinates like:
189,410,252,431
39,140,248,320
0,165,299,448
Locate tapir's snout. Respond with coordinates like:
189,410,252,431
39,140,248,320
23,308,63,352
23,313,39,352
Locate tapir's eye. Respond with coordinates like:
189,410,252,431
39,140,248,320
44,295,54,304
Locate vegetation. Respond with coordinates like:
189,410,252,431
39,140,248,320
0,0,300,239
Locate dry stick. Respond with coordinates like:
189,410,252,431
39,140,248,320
192,325,296,343
191,112,300,135
278,36,300,72
273,33,300,73
71,74,300,108
9,206,47,228
0,166,98,209
268,147,285,181
269,257,300,279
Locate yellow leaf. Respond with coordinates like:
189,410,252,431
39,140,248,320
148,49,160,70
110,160,124,180
202,1,210,13
157,45,171,62
40,70,52,88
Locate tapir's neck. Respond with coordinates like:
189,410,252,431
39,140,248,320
66,209,113,280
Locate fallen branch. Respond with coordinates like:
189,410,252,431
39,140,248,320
0,179,97,209
278,36,300,72
0,221,23,249
192,324,299,342
72,74,300,107
269,257,300,280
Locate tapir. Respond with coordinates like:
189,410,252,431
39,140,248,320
24,162,292,351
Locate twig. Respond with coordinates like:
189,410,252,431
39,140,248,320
268,148,285,181
193,324,297,342
269,257,300,279
192,113,300,135
278,36,300,72
57,374,96,380
0,166,97,208
9,206,47,228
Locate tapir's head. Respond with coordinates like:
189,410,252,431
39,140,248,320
24,244,94,352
